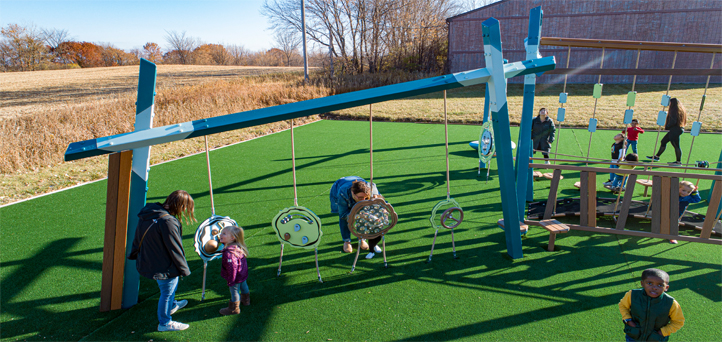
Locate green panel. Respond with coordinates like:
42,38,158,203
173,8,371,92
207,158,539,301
626,91,636,107
593,83,603,99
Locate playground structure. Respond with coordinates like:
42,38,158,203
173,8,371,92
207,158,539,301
64,6,721,314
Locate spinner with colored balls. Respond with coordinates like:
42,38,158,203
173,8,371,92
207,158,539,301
272,206,323,249
347,198,398,239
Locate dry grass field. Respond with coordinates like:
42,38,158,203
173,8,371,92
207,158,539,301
1,64,720,205
0,65,305,118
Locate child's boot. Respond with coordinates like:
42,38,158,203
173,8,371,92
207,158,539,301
240,293,250,306
219,301,240,315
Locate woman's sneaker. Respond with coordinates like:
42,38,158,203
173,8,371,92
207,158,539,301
374,245,382,253
365,252,375,259
647,155,660,161
158,321,189,332
170,300,188,315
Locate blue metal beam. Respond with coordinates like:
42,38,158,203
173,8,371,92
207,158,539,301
515,6,543,220
483,17,524,259
121,59,157,309
65,57,555,161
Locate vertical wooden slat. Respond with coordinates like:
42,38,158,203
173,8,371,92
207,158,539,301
111,150,132,310
544,169,562,219
701,182,722,238
651,176,662,234
660,177,671,235
101,153,121,312
587,172,597,227
669,177,679,236
580,171,589,226
616,174,637,229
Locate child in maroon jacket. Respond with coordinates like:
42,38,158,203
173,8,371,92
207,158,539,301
218,225,250,315
624,119,644,154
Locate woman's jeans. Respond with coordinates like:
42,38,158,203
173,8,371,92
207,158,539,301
339,218,352,242
229,281,250,302
156,277,180,326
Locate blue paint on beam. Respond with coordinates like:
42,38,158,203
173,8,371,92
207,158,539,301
483,16,524,259
65,57,555,161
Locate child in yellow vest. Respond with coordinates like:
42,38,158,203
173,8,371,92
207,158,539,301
619,268,684,341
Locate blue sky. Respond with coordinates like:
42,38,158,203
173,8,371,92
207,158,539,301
1,0,276,51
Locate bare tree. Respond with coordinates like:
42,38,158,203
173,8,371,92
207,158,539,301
1,23,51,71
226,44,250,65
42,28,71,49
274,30,301,66
164,30,198,64
458,0,498,12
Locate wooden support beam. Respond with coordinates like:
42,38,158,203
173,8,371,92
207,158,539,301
528,162,722,181
580,171,589,226
701,182,722,238
616,174,637,229
540,37,722,53
568,225,722,245
544,169,562,219
100,150,132,312
587,172,597,227
660,177,671,235
669,177,679,236
545,68,721,76
651,176,662,234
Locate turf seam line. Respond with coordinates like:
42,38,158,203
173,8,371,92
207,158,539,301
0,120,322,209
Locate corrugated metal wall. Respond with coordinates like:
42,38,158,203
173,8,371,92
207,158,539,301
448,0,722,83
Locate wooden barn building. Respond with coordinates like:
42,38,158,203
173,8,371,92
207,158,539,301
447,0,722,84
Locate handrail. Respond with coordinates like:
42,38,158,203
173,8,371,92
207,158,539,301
530,157,722,172
529,162,722,181
541,37,722,53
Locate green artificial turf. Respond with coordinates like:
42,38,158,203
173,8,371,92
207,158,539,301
1,120,720,341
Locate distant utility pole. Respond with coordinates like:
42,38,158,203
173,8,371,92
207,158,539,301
301,0,309,84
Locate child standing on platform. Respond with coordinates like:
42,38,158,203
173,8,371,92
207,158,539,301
605,133,627,187
619,268,685,341
624,119,644,154
218,226,250,315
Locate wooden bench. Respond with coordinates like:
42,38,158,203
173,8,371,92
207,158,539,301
635,179,653,196
542,173,563,180
527,219,570,251
497,219,529,234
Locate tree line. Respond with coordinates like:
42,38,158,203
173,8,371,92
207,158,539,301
0,24,317,72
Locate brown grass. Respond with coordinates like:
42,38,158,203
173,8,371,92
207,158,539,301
1,65,720,206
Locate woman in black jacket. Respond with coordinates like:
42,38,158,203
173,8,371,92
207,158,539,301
129,190,195,332
531,108,556,164
648,98,687,165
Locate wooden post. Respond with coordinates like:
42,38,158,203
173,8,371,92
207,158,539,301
580,171,589,226
616,174,637,229
669,177,679,236
651,176,662,234
660,177,671,235
544,169,562,219
701,182,722,238
587,172,597,227
100,150,132,312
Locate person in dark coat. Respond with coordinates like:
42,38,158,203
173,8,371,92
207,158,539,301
648,98,687,165
531,108,556,164
129,190,195,332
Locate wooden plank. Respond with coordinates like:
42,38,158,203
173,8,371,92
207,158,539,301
660,177,671,235
588,172,597,228
543,169,562,219
527,161,722,179
567,225,722,245
110,150,132,310
616,174,638,230
701,182,722,238
669,177,679,236
548,233,557,252
580,171,589,226
100,153,121,312
540,37,722,53
497,219,528,232
545,68,721,76
651,176,662,234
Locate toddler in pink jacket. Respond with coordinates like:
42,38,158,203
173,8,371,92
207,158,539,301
218,225,249,315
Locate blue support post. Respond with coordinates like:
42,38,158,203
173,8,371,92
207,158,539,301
515,6,543,220
483,17,524,259
122,59,157,309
